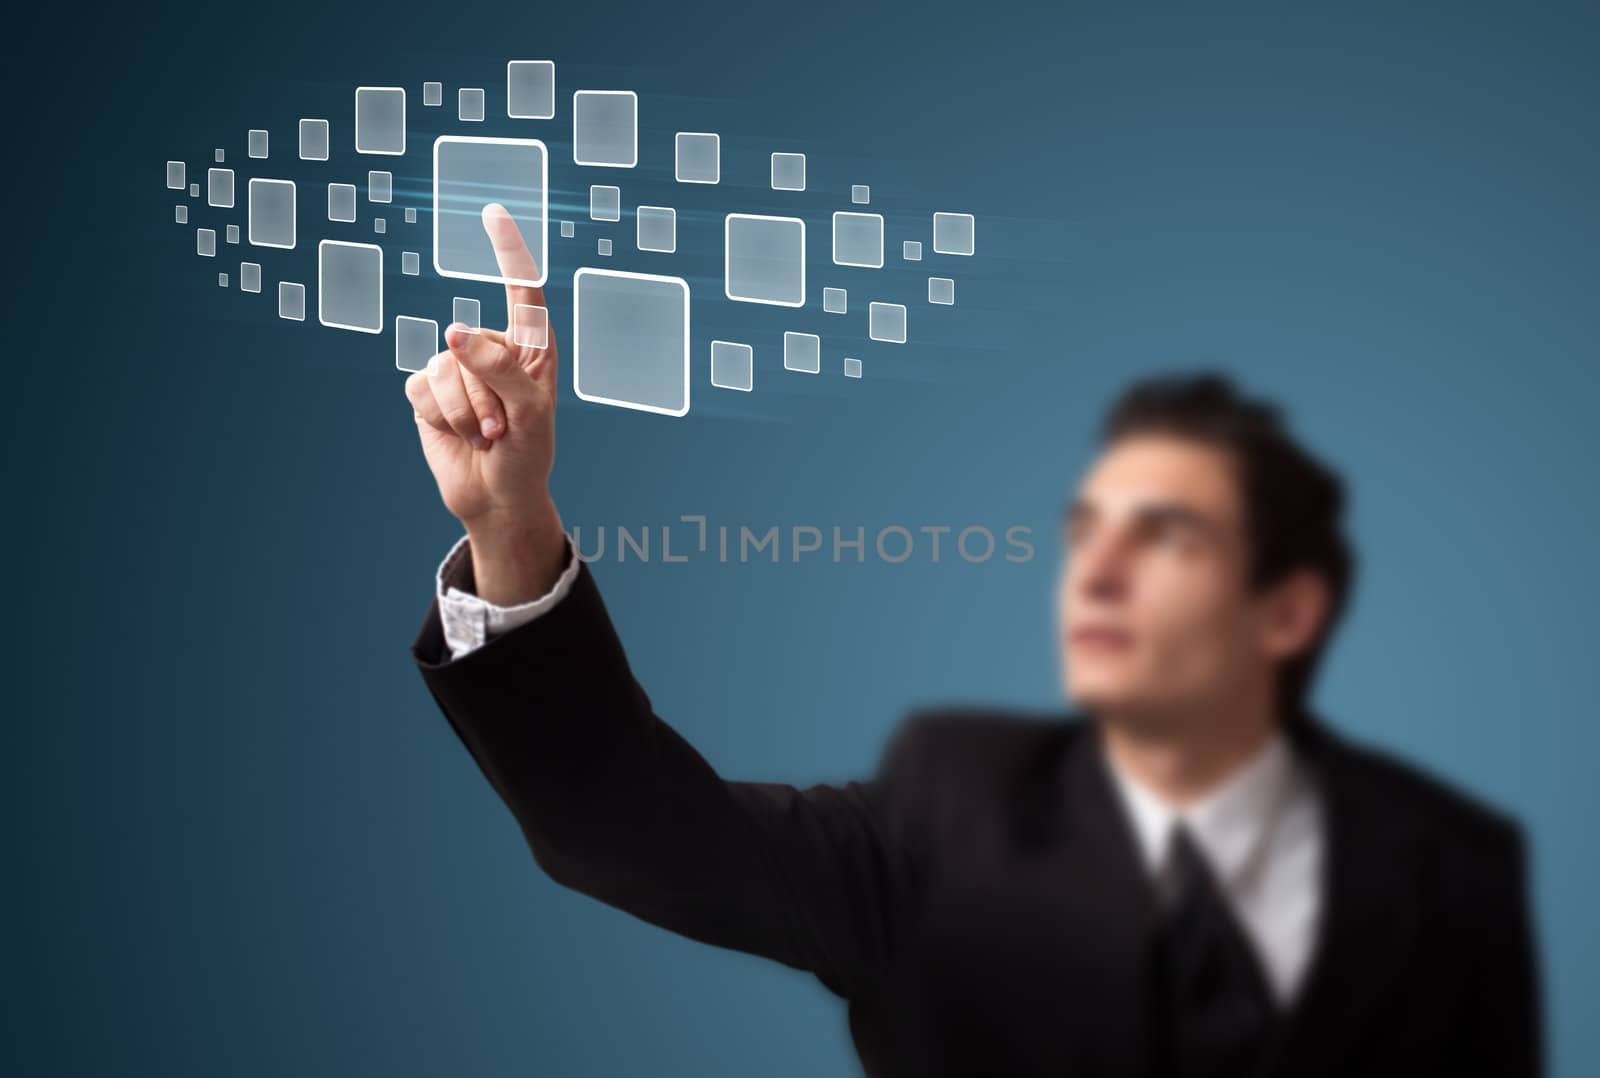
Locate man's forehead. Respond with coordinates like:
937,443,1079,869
1074,437,1242,518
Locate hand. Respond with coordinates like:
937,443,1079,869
405,202,567,603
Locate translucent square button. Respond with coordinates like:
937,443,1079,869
433,136,549,288
240,262,261,293
299,118,329,161
832,211,883,268
459,87,485,122
572,90,637,167
513,303,549,348
248,178,296,249
208,167,234,208
453,297,481,332
852,185,870,204
770,152,805,191
401,250,419,275
928,277,955,305
590,184,620,221
404,207,417,223
560,220,575,238
636,205,676,253
395,316,438,373
422,81,442,107
328,183,357,222
597,237,612,256
573,268,690,416
355,86,406,155
507,60,556,119
932,212,975,256
248,129,268,159
869,301,907,343
675,132,719,184
823,287,847,314
166,160,185,189
710,340,753,392
196,228,216,257
724,214,804,307
903,240,922,261
278,281,306,321
783,331,820,374
843,357,862,379
368,170,392,203
225,224,239,244
318,240,383,334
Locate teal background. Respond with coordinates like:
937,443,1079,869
8,1,1597,1074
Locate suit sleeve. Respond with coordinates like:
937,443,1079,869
411,557,931,1001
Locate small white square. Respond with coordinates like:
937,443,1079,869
317,240,383,333
928,277,955,305
165,160,185,189
401,250,420,275
175,204,187,223
675,132,720,184
598,237,612,256
507,60,556,119
196,228,216,257
843,357,862,379
395,315,439,373
214,148,225,163
710,340,753,392
903,240,922,261
852,185,870,204
589,184,620,222
513,303,549,348
422,81,443,107
207,167,235,208
355,86,406,155
248,129,269,159
823,287,847,314
299,119,329,161
832,211,884,268
188,183,199,198
932,212,976,256
328,183,357,222
724,214,806,307
636,205,676,253
459,87,486,122
241,262,262,293
368,171,392,203
374,217,386,234
218,272,229,287
572,90,638,167
560,220,575,238
783,331,820,374
453,297,481,331
225,224,239,244
248,178,296,249
771,152,806,191
869,301,907,343
404,207,416,223
279,281,306,321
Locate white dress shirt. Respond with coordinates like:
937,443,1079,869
432,534,1326,1008
1101,729,1325,1008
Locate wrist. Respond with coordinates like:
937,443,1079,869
464,499,567,606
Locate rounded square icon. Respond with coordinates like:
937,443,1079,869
675,132,720,184
852,185,870,204
636,206,676,253
248,129,269,159
770,152,805,191
823,287,847,314
869,301,907,344
278,281,306,321
932,212,976,256
355,86,406,156
573,268,691,417
395,316,439,373
459,88,486,122
432,136,549,289
166,160,185,189
248,178,296,250
928,277,955,305
710,340,753,392
299,119,330,161
832,211,884,269
328,183,357,223
423,81,443,107
207,167,235,208
589,184,621,222
318,240,384,334
843,357,863,379
724,214,805,307
783,331,820,374
572,90,638,168
507,60,556,119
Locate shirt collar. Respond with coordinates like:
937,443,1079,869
1102,727,1296,891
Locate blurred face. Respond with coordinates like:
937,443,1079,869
1058,435,1293,725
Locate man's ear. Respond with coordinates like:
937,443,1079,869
1258,567,1331,663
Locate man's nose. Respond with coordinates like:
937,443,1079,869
1074,533,1131,601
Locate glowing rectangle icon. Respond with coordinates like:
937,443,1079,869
459,88,485,122
597,237,612,256
241,262,261,293
573,268,689,416
226,224,239,244
247,178,296,249
869,302,907,343
771,153,805,191
560,220,575,238
903,240,922,261
513,303,549,348
675,132,719,184
248,129,268,159
933,212,975,255
636,206,676,253
208,167,234,208
395,316,438,373
724,214,805,308
823,287,847,314
507,61,556,119
175,205,187,223
433,136,548,288
405,207,417,223
355,87,406,155
783,331,820,374
589,184,620,221
852,185,870,204
929,277,955,305
328,183,356,222
166,161,185,189
279,281,305,321
710,340,752,392
196,228,216,257
318,240,383,334
453,297,480,332
368,171,392,203
401,251,419,275
572,90,637,167
299,119,329,161
832,212,884,268
844,357,862,379
423,82,442,107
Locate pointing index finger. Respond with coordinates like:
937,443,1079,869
481,202,545,329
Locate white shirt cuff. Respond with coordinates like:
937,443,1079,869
434,532,579,661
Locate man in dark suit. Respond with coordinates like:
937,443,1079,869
402,210,1541,1076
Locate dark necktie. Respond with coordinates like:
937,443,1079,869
1149,823,1280,1078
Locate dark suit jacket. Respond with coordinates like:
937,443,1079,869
412,557,1542,1077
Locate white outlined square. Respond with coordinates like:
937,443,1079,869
636,205,676,253
560,220,575,238
928,277,955,305
674,132,719,184
453,297,481,332
225,224,239,244
572,90,637,167
215,148,224,163
724,213,805,308
404,207,417,224
832,211,884,268
771,152,805,191
783,331,820,374
710,340,753,392
207,167,234,208
852,185,870,204
328,183,356,222
507,60,556,119
279,281,305,321
196,228,216,257
432,135,549,289
247,178,296,250
188,183,199,198
401,251,419,275
597,237,612,256
903,240,922,261
823,287,847,314
844,357,862,379
175,205,187,224
368,171,392,203
166,161,185,189
395,316,438,373
248,129,268,159
513,303,549,348
218,272,229,287
241,262,261,293
589,184,620,222
373,218,386,234
933,212,975,255
318,239,383,334
459,87,486,122
869,301,907,343
299,119,329,161
573,267,690,417
355,86,406,156
422,82,442,107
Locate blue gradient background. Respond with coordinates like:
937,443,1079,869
8,1,1597,1075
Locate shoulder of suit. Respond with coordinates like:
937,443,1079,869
880,704,1087,780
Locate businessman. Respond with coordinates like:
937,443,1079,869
403,207,1541,1077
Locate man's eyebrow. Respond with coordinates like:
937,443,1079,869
1061,497,1220,533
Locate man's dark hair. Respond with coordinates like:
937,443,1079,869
1099,371,1356,717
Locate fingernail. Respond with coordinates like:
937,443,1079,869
481,416,501,437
